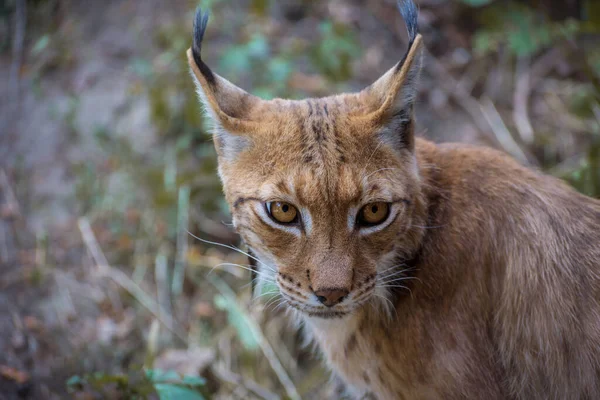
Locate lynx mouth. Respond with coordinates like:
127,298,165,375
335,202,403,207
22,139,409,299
281,295,351,318
304,310,349,319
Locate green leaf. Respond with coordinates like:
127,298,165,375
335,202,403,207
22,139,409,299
146,369,181,382
253,86,276,100
310,21,361,82
246,34,269,58
461,0,493,6
210,276,260,351
154,383,205,400
259,280,279,299
182,375,207,386
66,375,84,388
214,294,259,350
32,35,50,55
219,46,251,76
268,58,293,84
473,3,582,57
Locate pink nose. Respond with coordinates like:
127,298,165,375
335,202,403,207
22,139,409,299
314,288,349,307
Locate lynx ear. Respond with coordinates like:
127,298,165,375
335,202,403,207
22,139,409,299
360,0,423,152
187,9,263,161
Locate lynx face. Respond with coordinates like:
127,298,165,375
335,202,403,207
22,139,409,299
220,98,425,317
188,3,425,318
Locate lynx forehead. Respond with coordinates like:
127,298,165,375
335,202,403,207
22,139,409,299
188,1,600,399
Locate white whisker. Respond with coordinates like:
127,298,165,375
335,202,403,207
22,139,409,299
209,262,273,280
263,295,283,310
360,140,385,179
377,270,409,281
361,167,399,185
378,276,421,285
373,293,396,315
410,224,447,229
253,290,281,301
377,263,408,276
186,230,274,272
266,297,287,313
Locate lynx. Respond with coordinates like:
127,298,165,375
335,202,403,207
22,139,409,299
187,1,600,398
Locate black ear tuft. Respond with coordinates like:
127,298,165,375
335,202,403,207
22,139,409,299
397,0,419,46
192,8,216,85
395,0,419,73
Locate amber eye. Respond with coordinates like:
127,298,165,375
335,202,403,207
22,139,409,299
357,202,390,226
267,202,299,224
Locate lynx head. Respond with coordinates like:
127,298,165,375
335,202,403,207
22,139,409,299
188,1,427,319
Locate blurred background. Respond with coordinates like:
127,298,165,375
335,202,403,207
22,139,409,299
0,0,599,398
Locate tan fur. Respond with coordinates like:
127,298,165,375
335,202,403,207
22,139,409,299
187,7,600,399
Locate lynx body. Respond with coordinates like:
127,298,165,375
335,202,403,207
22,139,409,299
187,2,600,398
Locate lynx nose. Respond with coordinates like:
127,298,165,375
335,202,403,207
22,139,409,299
315,289,349,307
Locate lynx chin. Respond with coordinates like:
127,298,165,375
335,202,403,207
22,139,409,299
187,1,600,398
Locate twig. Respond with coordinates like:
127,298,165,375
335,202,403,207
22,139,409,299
484,48,510,101
546,154,584,177
147,319,161,364
155,250,172,342
190,209,237,241
529,48,562,87
512,48,563,146
0,169,21,218
213,364,280,400
0,222,10,264
592,102,600,126
172,185,190,297
480,97,530,165
53,272,76,327
77,217,188,344
513,56,535,144
210,275,301,400
426,51,533,161
132,239,149,284
5,0,26,131
52,269,105,302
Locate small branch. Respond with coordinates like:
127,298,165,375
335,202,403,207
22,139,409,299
0,169,21,219
190,209,237,241
512,48,563,146
213,364,280,400
6,0,26,127
513,56,535,144
172,185,190,297
480,97,530,165
0,222,10,264
53,272,76,327
78,218,188,344
155,250,172,342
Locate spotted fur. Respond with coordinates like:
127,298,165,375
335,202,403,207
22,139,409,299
187,1,600,398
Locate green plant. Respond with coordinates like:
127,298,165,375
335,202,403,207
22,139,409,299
67,369,209,399
563,133,600,198
310,21,361,83
472,3,580,57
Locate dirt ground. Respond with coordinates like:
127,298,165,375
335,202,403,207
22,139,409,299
0,0,597,399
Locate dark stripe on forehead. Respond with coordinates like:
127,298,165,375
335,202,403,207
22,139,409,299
312,119,325,142
332,116,346,163
298,102,315,164
275,180,290,194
